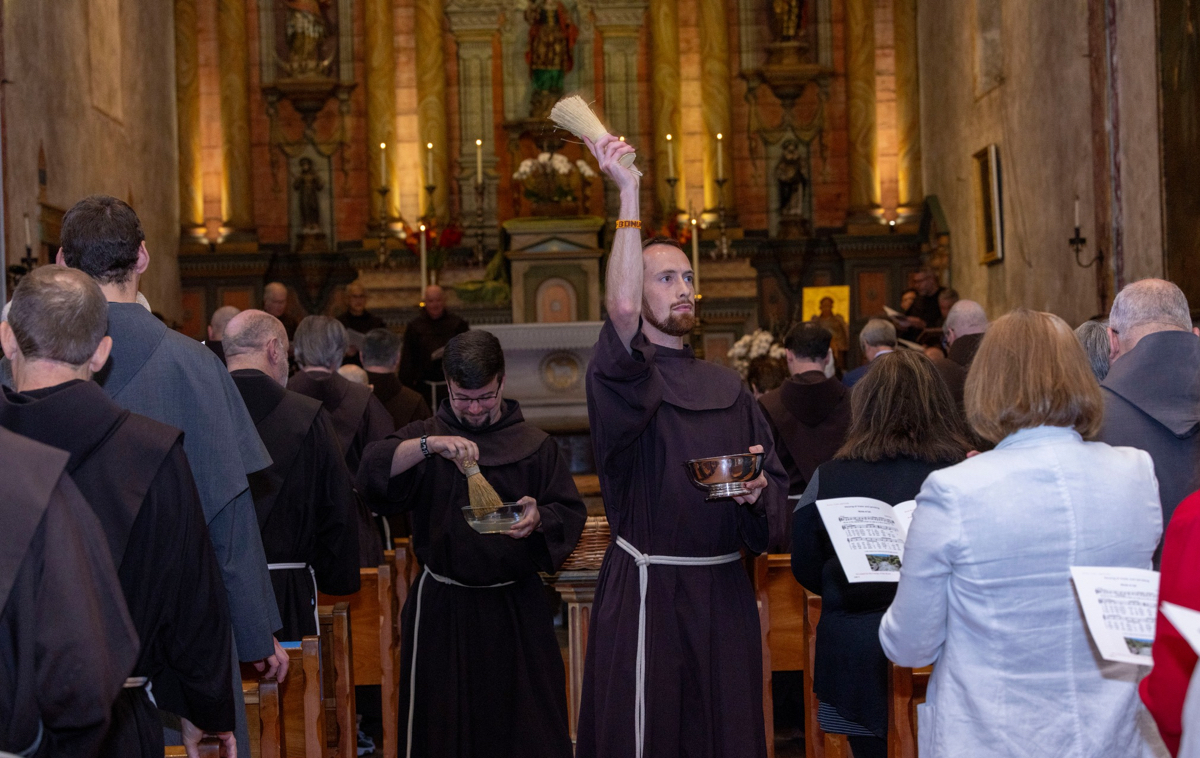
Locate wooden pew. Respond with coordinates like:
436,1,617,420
242,676,283,758
392,538,417,613
318,602,356,758
320,559,401,758
802,592,851,758
165,738,221,757
887,664,932,758
754,553,811,758
278,637,328,758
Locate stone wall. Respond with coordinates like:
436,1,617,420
918,0,1162,326
4,0,181,316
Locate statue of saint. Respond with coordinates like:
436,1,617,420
771,0,806,42
525,0,579,119
284,0,332,77
776,139,808,219
294,157,324,232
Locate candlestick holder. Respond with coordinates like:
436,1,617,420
20,245,37,272
714,177,730,259
1070,225,1109,312
665,176,681,227
690,292,706,360
374,186,393,269
473,181,486,265
423,184,437,224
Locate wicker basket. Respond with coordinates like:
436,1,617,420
561,515,611,571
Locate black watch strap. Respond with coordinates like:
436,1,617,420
420,434,433,458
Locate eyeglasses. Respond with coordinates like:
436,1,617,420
446,385,501,408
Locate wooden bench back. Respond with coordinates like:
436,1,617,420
887,664,931,758
279,637,328,758
318,602,356,758
242,676,283,758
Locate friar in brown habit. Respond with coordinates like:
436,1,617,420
0,266,236,757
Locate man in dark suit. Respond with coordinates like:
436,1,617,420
842,318,896,388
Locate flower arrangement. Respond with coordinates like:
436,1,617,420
727,329,786,380
512,152,596,211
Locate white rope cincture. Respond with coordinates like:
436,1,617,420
267,562,319,637
614,536,742,758
405,567,516,758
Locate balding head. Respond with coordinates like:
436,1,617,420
0,266,113,390
208,305,241,341
944,300,989,344
224,309,290,385
338,364,370,385
424,285,446,319
263,282,289,317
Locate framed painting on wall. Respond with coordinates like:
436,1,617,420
974,144,1004,264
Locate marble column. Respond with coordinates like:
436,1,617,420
846,0,879,217
217,0,254,237
650,0,683,218
596,3,647,219
894,0,922,211
366,0,397,223
447,5,500,232
176,0,204,239
415,0,449,220
698,0,732,213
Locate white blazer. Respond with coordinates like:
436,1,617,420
879,425,1166,758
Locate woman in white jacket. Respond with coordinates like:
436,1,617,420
879,309,1165,758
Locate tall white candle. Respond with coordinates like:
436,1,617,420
23,215,31,249
475,139,483,185
691,217,700,296
1074,197,1080,229
379,143,387,190
666,134,675,180
716,133,724,181
419,223,428,293
426,143,434,185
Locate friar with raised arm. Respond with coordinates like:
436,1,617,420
575,134,788,758
357,329,587,758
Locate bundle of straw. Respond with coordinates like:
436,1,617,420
463,459,505,517
549,95,641,175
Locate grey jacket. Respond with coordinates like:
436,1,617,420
1099,329,1200,528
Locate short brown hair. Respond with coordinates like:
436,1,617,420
7,266,108,365
641,235,685,254
965,308,1103,443
60,195,146,284
837,350,970,463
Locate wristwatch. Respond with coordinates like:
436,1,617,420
420,434,433,458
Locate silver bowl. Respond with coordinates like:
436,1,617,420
683,453,765,500
462,503,523,534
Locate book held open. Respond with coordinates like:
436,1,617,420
815,497,916,583
1070,565,1160,666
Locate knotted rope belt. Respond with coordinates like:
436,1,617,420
267,562,318,636
614,536,742,758
405,566,516,758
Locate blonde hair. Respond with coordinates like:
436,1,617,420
965,309,1103,443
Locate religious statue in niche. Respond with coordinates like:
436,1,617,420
525,0,579,119
772,0,806,42
776,139,810,237
294,158,324,232
282,0,334,77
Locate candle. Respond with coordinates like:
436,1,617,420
1074,197,1080,229
716,132,724,181
691,217,700,296
665,134,675,179
23,214,31,250
419,223,428,293
426,142,434,185
475,139,483,185
379,143,387,190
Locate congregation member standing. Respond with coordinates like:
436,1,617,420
0,267,237,757
224,309,362,640
362,327,432,429
1075,319,1112,382
759,322,852,550
1099,279,1200,530
842,318,897,388
880,309,1164,757
930,299,989,408
398,284,469,406
893,268,944,340
57,195,285,756
338,282,387,334
262,281,298,340
357,330,587,758
204,305,239,365
0,427,139,758
792,351,969,758
577,133,787,758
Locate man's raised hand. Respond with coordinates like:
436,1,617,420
584,135,639,195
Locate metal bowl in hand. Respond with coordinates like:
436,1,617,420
683,453,765,501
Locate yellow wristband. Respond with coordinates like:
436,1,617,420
615,219,642,229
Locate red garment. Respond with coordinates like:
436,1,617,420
1141,490,1200,755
